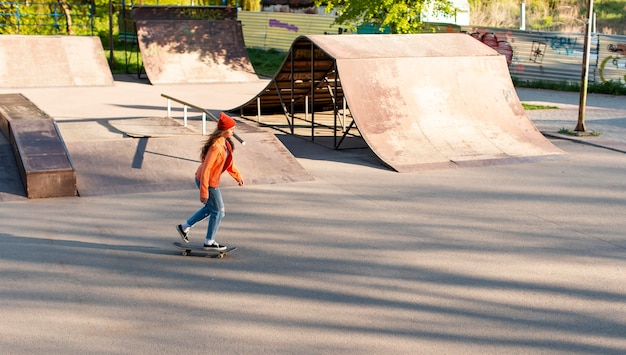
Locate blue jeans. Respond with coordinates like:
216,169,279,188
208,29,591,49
186,179,225,244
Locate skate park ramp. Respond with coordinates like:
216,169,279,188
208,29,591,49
134,19,259,85
1,116,314,199
0,83,314,200
63,118,313,197
0,35,113,88
234,34,564,172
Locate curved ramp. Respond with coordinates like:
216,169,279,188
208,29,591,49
234,34,564,171
135,20,259,84
0,35,113,88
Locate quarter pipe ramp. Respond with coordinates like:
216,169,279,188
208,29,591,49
0,35,113,88
234,34,564,172
135,19,259,85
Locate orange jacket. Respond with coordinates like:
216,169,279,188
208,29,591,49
195,137,242,199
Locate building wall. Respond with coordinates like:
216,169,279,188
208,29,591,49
238,11,349,51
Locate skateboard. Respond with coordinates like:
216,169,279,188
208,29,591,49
173,242,237,258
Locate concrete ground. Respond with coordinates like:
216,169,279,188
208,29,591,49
0,77,625,354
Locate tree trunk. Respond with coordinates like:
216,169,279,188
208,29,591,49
58,0,72,35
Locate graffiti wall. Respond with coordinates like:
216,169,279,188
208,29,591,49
238,12,350,52
464,27,626,86
599,34,626,85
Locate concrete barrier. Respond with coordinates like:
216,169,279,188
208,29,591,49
0,94,77,198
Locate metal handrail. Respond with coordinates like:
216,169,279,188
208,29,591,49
161,93,245,145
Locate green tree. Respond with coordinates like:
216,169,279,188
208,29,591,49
315,0,457,34
0,0,94,35
241,0,260,11
57,0,73,35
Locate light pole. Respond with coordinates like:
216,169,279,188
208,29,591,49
576,0,594,132
108,0,114,70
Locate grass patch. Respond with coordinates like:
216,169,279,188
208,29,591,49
513,77,626,96
558,127,601,136
522,103,559,110
103,39,143,75
104,44,288,77
246,48,288,77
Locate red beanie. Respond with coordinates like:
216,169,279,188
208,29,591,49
218,112,236,130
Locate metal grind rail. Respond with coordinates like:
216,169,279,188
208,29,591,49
161,93,246,145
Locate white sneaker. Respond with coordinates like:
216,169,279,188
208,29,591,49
203,242,227,251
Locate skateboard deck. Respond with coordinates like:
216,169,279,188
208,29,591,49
173,242,237,258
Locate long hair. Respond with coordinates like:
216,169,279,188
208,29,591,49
200,129,235,161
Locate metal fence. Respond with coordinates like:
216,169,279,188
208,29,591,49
0,2,94,35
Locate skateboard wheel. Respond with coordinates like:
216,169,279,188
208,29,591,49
182,250,190,256
217,253,224,259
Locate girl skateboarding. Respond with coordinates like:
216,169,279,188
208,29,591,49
176,112,244,250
